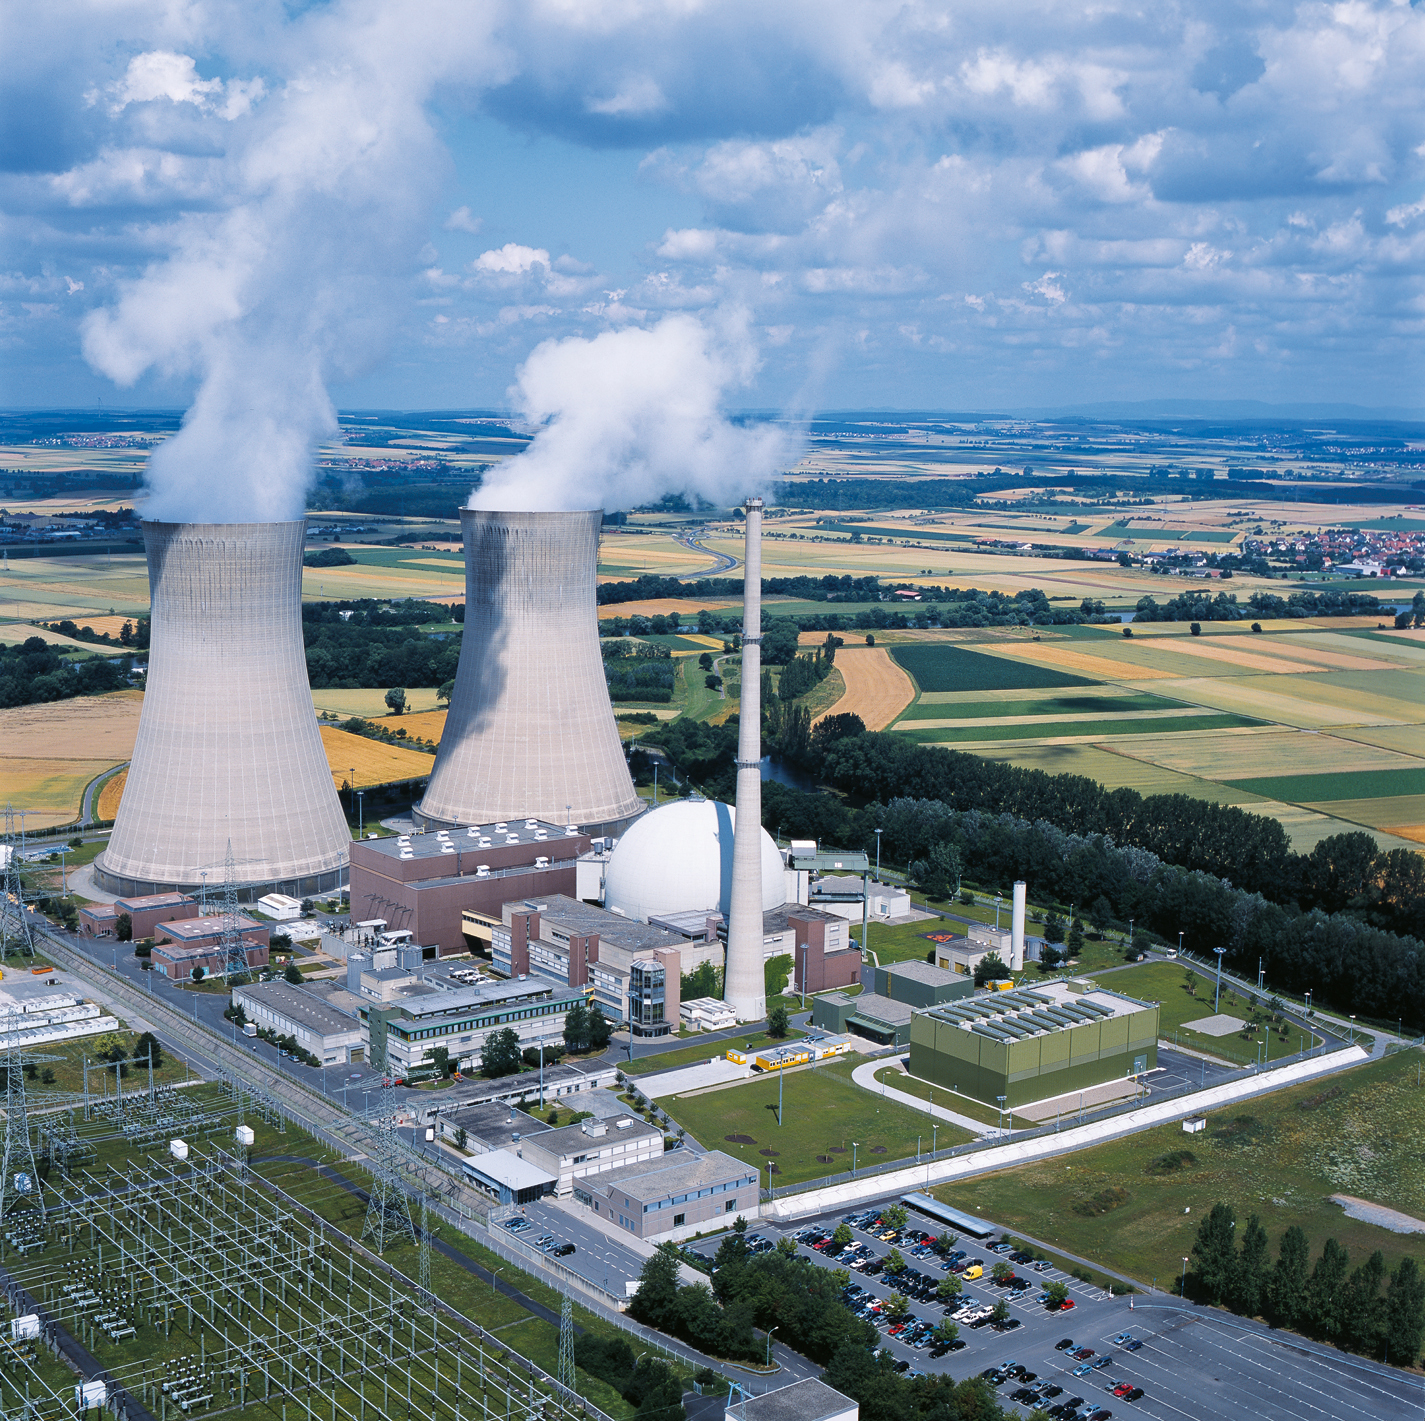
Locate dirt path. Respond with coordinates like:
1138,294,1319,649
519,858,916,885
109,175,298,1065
813,647,915,731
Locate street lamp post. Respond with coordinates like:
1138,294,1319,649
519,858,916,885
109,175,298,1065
851,1142,858,1176
994,893,1003,931
356,790,365,840
765,1326,778,1366
997,1094,1007,1140
1213,946,1226,1013
1181,1257,1189,1297
492,1266,504,1298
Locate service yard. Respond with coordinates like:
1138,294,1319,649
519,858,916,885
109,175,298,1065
685,1196,1423,1420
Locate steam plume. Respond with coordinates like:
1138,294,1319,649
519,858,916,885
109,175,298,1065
470,313,795,513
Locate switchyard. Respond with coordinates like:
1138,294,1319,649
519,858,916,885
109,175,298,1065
0,1090,606,1421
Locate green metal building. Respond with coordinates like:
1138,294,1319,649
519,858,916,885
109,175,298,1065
907,980,1159,1109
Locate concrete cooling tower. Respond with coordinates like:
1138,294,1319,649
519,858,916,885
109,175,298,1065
415,510,644,837
95,521,351,900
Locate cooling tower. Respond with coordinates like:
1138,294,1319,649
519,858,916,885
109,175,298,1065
95,521,351,900
414,510,644,836
724,497,766,1022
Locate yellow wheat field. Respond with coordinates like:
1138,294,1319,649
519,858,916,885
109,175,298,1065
310,687,446,719
0,759,118,829
1386,825,1425,845
1112,726,1413,780
597,599,740,619
97,769,127,820
320,726,435,788
0,691,143,762
984,642,1179,681
814,647,914,731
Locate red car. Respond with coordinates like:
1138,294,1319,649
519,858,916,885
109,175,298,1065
1057,1299,1077,1312
1073,1347,1095,1360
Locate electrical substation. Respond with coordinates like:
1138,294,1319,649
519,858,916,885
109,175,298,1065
0,1075,595,1421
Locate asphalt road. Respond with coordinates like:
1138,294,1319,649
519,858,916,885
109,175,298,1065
498,1200,650,1295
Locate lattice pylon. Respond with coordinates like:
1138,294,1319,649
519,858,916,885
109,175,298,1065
557,1291,575,1395
360,1076,416,1253
218,839,249,981
419,1193,432,1298
0,1042,44,1229
0,807,34,961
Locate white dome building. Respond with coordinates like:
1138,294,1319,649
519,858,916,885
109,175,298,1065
603,798,786,924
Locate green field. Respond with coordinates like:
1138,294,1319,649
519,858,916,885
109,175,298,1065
660,1059,944,1184
936,1053,1425,1293
895,713,1256,744
1225,767,1425,802
896,691,1182,720
892,643,1094,692
1101,960,1315,1066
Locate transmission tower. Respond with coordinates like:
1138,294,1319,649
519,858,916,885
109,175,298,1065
0,807,35,961
418,1193,432,1298
557,1291,575,1395
360,1076,416,1253
217,840,250,981
0,1042,45,1228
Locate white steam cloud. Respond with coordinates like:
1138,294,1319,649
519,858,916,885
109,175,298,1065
471,313,794,513
79,6,505,523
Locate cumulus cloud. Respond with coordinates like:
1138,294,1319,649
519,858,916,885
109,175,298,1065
471,312,794,513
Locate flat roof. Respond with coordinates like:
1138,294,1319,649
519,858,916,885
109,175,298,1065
158,914,264,940
647,908,722,938
731,1379,857,1421
919,978,1154,1037
114,892,194,910
384,975,585,1025
883,959,961,985
523,1114,661,1158
528,895,685,954
365,820,581,862
462,1149,556,1192
788,851,870,872
585,1148,754,1201
232,981,361,1040
901,1191,996,1238
445,1102,549,1151
847,993,913,1026
441,1059,617,1107
762,904,843,933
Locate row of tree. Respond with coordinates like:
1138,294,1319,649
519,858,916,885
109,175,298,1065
0,636,131,709
1132,588,1384,622
1191,1202,1425,1363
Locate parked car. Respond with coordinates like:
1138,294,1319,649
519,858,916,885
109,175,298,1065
1054,1338,1076,1351
553,1243,575,1257
1124,1339,1142,1351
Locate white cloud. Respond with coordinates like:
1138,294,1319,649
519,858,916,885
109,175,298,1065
103,52,264,121
474,244,551,274
445,206,483,233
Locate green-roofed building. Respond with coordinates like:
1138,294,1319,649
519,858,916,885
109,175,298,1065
908,978,1159,1109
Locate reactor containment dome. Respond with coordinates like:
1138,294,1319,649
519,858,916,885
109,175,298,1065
416,510,644,838
95,520,350,900
602,798,785,924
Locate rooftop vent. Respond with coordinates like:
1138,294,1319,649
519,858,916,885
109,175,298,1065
495,822,508,831
476,864,490,877
535,856,549,868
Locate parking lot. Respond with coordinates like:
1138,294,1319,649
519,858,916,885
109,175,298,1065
686,1202,1424,1419
496,1201,649,1297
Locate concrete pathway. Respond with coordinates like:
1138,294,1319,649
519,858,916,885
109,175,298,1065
851,1057,998,1136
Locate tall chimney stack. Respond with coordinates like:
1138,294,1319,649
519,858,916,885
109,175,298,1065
724,496,766,1022
1011,879,1027,972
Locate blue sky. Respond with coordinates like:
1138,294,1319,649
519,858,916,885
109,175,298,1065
5,0,1425,425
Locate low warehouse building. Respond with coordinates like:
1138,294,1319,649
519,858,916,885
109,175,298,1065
908,979,1159,1109
461,1150,555,1207
811,990,914,1047
232,980,365,1065
517,1115,664,1198
874,959,974,1009
577,1150,758,1240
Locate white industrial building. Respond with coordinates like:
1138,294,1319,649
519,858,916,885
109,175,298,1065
232,980,365,1065
517,1115,664,1198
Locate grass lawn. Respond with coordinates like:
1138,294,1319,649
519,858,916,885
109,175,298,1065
1103,960,1319,1066
872,1066,999,1131
624,1028,805,1076
661,1059,947,1184
937,1053,1425,1294
892,644,1094,692
1224,766,1425,801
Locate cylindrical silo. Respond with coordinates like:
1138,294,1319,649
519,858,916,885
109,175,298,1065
724,497,766,1022
414,510,644,836
95,521,350,900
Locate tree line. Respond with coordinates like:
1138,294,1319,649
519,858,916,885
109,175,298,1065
302,600,459,689
0,635,132,709
1132,589,1383,622
1190,1200,1425,1364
